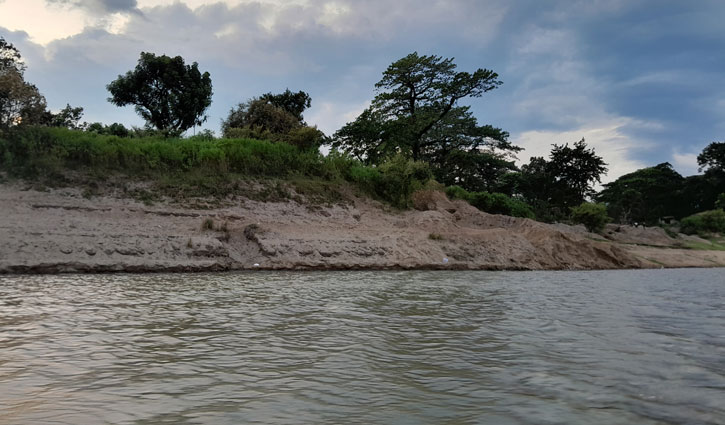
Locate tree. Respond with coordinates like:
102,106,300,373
1,37,25,75
222,91,325,150
45,104,84,129
517,139,607,221
698,142,725,172
222,98,300,137
260,89,311,123
0,38,47,130
107,52,212,135
547,139,608,203
332,53,515,185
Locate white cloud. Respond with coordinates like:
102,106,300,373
0,0,87,44
671,150,700,176
305,100,369,136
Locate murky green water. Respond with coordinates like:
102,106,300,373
1,269,724,424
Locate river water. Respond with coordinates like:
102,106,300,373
1,269,724,424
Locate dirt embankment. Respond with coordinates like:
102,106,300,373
1,183,723,274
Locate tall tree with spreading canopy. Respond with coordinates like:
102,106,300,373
332,52,517,191
107,52,212,135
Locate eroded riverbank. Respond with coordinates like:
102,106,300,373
1,183,724,273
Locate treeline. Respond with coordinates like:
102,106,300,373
1,37,723,235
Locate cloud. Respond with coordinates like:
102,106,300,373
305,99,369,136
671,150,700,177
46,0,140,14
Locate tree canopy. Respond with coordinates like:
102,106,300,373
332,52,517,193
517,139,607,220
222,90,324,150
698,142,725,172
596,163,685,224
0,37,25,75
107,52,212,135
259,89,311,123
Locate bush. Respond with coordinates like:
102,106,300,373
375,155,432,208
570,202,609,233
445,185,472,202
284,125,326,151
222,99,300,137
680,209,725,235
445,185,534,219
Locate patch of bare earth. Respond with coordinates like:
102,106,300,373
1,183,722,273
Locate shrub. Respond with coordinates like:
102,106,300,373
284,125,326,151
680,209,725,235
222,99,300,137
445,185,472,202
570,202,610,233
375,155,432,208
445,185,534,219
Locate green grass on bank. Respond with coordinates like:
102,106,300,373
0,126,544,219
0,127,431,208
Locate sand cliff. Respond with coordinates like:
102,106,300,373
1,183,723,274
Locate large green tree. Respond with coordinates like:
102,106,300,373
332,52,516,191
107,52,212,135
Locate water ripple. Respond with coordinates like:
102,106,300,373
1,269,724,424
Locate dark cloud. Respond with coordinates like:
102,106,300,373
46,0,139,14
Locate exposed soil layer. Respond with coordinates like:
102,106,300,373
2,184,723,274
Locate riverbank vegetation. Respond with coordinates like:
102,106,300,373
1,38,723,239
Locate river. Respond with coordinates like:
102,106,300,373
1,269,724,424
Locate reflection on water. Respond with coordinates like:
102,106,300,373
1,269,724,424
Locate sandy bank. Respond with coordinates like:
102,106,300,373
1,183,723,274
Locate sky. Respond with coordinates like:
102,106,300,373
1,0,724,182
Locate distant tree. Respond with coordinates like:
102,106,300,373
259,89,311,123
107,52,212,135
46,104,84,129
222,98,300,136
698,142,725,172
691,142,725,212
222,92,325,150
517,139,607,221
547,139,608,203
596,162,691,224
86,121,130,137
